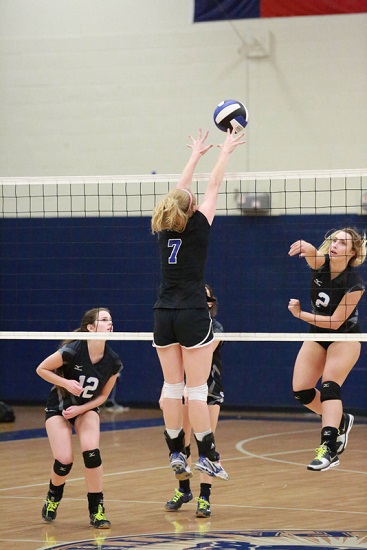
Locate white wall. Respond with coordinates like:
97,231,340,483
0,0,366,177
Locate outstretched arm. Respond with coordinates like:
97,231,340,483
288,239,325,270
177,129,213,190
199,129,245,225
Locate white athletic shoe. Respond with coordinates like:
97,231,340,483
307,443,339,471
195,456,229,480
169,452,193,480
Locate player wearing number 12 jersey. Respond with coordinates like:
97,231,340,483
36,307,122,529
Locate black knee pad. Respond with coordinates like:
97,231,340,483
53,459,73,476
293,388,316,405
320,381,341,402
82,448,102,469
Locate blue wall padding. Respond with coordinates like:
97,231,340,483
1,214,366,412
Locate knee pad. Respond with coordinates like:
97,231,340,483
53,460,73,477
186,384,208,402
320,381,341,402
163,381,185,399
82,448,102,469
293,388,316,405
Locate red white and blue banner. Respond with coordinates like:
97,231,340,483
194,0,367,22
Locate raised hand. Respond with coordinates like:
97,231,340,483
218,128,246,154
288,240,316,258
187,129,213,156
288,298,301,317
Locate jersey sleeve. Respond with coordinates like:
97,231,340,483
58,342,78,364
113,358,123,376
347,270,365,293
107,346,123,376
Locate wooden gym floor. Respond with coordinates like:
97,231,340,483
0,405,366,549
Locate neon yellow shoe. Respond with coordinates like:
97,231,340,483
42,496,61,522
195,496,211,518
165,488,193,511
90,503,111,529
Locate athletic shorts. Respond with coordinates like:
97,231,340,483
45,407,100,425
312,323,361,351
153,308,214,348
315,340,333,351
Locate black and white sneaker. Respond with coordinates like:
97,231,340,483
169,452,193,480
336,413,354,455
195,456,229,480
307,443,339,471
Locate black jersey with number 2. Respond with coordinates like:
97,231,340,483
310,254,365,333
154,210,210,309
45,340,122,412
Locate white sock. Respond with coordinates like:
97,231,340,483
166,428,182,439
195,429,212,441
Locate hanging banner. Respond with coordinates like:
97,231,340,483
194,0,367,22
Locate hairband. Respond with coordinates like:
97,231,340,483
181,188,193,210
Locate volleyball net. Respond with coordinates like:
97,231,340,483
1,168,366,218
2,169,367,410
1,168,367,341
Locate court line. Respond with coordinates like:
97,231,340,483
235,428,367,474
1,426,365,494
1,494,366,517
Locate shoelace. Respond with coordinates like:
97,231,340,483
195,497,209,510
46,499,59,512
171,489,184,503
93,504,107,521
314,443,328,459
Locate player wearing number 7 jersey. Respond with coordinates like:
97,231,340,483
288,229,366,472
36,307,122,528
151,128,245,484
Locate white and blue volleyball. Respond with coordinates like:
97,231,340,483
213,99,249,133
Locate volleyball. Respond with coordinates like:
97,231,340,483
213,99,249,133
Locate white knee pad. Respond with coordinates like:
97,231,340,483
186,384,208,402
163,381,185,399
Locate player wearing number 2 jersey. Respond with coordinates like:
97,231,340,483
36,308,122,529
288,229,366,472
152,128,245,485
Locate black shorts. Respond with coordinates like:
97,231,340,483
315,340,333,351
45,407,100,426
312,323,361,351
153,308,213,348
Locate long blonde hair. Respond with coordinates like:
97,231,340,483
318,228,367,267
151,189,196,234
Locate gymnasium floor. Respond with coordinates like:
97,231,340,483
0,405,366,549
